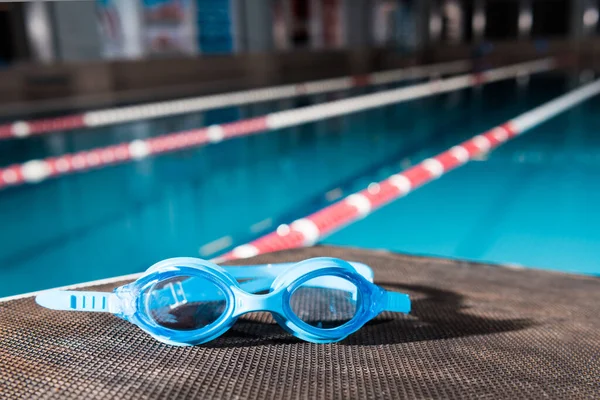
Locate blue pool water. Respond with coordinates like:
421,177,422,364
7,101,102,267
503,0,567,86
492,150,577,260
1,72,598,297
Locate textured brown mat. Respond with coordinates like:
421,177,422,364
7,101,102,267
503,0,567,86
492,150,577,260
1,246,599,399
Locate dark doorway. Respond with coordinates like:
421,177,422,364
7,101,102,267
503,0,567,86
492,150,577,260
485,0,519,40
532,0,569,37
0,3,29,66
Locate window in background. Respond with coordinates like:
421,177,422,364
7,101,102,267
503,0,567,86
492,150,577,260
372,0,398,47
24,1,55,63
583,0,599,36
469,0,484,43
441,0,464,44
518,0,533,39
429,0,443,43
273,0,291,51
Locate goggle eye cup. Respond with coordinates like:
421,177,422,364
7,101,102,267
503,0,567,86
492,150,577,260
143,274,229,332
288,273,362,331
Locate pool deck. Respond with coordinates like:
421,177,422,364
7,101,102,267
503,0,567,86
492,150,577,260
1,245,598,399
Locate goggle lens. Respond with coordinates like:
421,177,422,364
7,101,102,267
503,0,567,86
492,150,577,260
290,275,359,329
145,275,227,331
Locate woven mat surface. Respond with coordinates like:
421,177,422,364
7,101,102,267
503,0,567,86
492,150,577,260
1,246,599,399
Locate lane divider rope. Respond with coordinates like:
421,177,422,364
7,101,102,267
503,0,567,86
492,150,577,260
2,69,595,303
220,78,600,261
0,58,554,190
0,60,472,140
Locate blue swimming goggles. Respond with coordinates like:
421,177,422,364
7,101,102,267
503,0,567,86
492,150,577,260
35,257,410,346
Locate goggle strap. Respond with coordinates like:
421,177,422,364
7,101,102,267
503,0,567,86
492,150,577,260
238,277,273,294
384,291,411,313
35,291,117,313
222,264,290,279
223,261,373,282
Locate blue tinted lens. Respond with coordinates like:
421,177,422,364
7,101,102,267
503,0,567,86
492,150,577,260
145,275,227,331
290,276,359,329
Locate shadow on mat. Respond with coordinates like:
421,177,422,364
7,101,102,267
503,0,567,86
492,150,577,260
204,283,534,348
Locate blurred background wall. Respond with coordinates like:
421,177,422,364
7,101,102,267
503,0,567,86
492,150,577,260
0,0,598,115
0,0,598,64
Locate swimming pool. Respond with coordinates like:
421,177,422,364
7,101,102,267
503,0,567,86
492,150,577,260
0,71,598,298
